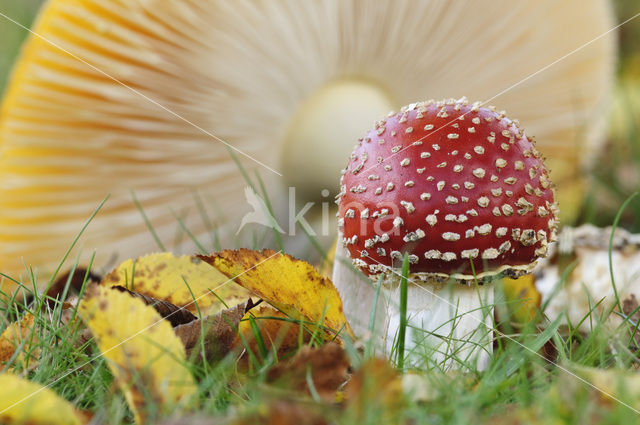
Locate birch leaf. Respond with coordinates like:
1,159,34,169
199,249,352,337
78,285,196,423
0,373,85,424
101,252,250,316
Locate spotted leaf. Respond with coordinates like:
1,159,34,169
78,285,196,423
199,249,353,337
101,252,250,316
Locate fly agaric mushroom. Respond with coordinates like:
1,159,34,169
336,98,558,368
0,0,612,295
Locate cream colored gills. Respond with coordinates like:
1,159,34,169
0,0,614,292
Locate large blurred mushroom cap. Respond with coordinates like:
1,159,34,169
0,0,615,292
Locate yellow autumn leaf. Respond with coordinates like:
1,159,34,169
78,285,196,423
0,373,85,424
0,313,39,370
238,305,307,361
200,249,353,337
101,252,250,316
501,274,541,324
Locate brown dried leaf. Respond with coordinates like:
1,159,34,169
344,358,406,423
173,300,255,363
239,305,308,362
266,342,350,402
232,400,330,425
45,267,101,304
623,294,640,320
111,285,197,327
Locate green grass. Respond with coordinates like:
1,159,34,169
4,253,640,424
2,183,640,424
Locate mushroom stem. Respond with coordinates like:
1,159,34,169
332,232,387,338
333,232,493,370
384,281,493,371
281,79,394,198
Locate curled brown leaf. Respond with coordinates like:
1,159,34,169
266,342,350,402
111,285,197,327
174,299,257,363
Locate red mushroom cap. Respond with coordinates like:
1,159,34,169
337,98,558,282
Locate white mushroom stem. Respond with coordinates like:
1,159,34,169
333,232,493,370
384,281,493,371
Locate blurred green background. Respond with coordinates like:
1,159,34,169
0,0,41,94
1,0,640,230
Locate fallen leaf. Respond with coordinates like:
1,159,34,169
199,249,352,337
231,400,330,425
101,253,250,316
173,300,254,363
58,297,96,351
0,373,86,424
544,363,640,423
238,305,308,363
78,284,197,423
501,274,541,323
266,342,350,402
111,286,197,327
0,313,39,370
344,358,406,423
44,267,101,304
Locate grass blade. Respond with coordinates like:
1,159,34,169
608,191,639,314
396,254,410,370
365,275,384,359
131,191,166,251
